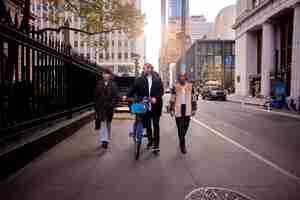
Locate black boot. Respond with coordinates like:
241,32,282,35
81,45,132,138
102,141,108,149
180,141,187,154
147,140,153,149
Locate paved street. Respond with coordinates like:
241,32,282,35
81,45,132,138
1,100,300,200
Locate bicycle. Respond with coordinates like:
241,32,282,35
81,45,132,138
129,97,150,160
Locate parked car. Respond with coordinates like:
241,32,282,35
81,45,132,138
201,86,227,101
114,75,135,112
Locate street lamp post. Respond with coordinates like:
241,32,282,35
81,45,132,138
132,53,140,77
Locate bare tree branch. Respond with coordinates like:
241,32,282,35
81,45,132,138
31,26,125,35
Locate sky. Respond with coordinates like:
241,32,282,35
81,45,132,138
141,0,236,70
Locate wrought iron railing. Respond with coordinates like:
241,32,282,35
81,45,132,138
0,22,100,138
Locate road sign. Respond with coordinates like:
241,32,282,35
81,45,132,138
224,56,233,65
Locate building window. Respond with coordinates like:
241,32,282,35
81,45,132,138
80,17,86,23
80,53,84,58
125,40,128,48
125,52,128,59
99,53,103,60
232,43,235,55
118,41,122,47
111,53,115,59
112,40,114,47
87,53,90,60
207,43,214,55
224,43,232,55
198,43,207,55
118,52,122,59
80,41,84,47
130,40,135,50
106,53,109,60
74,41,78,47
214,43,222,55
208,56,214,66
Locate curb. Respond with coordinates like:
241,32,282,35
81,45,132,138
0,111,95,182
228,99,300,119
227,99,264,107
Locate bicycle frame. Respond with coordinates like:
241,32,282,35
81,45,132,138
130,97,150,160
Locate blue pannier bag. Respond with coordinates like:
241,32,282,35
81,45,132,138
131,103,147,114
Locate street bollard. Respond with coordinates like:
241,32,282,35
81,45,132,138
265,96,272,112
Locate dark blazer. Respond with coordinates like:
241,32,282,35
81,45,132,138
127,71,164,116
95,80,119,122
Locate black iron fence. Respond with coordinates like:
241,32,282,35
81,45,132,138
0,23,99,138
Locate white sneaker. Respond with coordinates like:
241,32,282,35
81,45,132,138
129,132,134,137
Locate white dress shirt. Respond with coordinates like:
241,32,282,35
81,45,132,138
180,87,186,105
147,75,152,97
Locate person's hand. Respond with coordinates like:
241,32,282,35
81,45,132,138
122,96,127,101
191,111,196,116
151,97,157,104
170,111,175,117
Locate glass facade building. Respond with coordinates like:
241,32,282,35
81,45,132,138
168,0,189,17
168,0,182,17
177,40,235,89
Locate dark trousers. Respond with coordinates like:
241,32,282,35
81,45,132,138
144,111,160,148
175,105,191,146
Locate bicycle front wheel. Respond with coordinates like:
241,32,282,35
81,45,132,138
135,142,141,160
134,122,143,160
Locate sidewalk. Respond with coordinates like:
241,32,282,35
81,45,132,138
1,114,300,200
227,94,300,119
227,95,266,106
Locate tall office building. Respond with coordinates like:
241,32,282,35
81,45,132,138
161,0,167,46
168,0,182,18
168,0,189,18
31,0,145,77
160,0,190,88
190,15,213,43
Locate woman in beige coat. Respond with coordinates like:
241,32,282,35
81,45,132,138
170,73,197,154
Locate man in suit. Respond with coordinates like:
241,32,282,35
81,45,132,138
124,63,164,154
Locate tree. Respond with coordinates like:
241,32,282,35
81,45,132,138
33,0,145,48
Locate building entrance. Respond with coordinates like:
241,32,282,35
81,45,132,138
277,13,293,96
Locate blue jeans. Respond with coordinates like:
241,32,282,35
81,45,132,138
99,121,111,142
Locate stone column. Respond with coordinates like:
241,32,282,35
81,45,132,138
291,4,300,103
235,32,257,97
261,22,275,97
